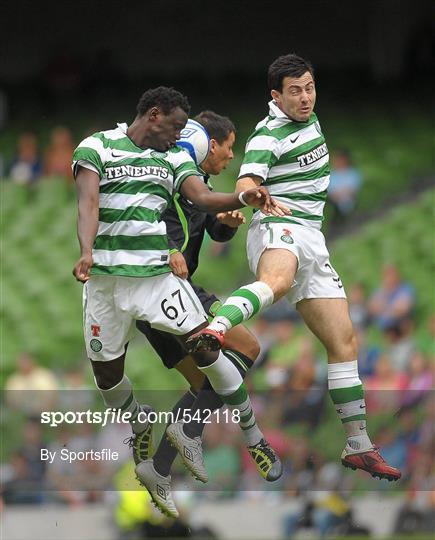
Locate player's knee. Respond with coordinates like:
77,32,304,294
241,336,260,362
191,351,218,368
248,339,261,361
347,331,358,359
327,329,357,361
91,357,124,390
262,274,291,300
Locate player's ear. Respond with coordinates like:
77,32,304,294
209,138,218,155
271,89,280,102
148,107,160,121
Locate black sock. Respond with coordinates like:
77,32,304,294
183,350,254,439
153,388,197,477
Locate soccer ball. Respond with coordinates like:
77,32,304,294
177,119,210,165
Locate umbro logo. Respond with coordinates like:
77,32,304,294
156,484,167,500
184,447,194,462
290,135,300,144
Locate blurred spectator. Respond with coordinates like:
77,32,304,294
283,463,358,538
283,337,327,428
328,149,362,223
419,393,435,452
5,352,59,415
355,328,381,378
58,364,95,411
365,354,409,413
203,422,241,493
45,424,109,505
251,298,298,368
368,264,415,330
417,313,435,357
2,451,45,504
20,418,47,484
384,319,416,372
44,126,75,182
401,352,433,408
8,132,43,184
264,319,305,389
348,282,369,330
394,449,435,535
2,419,48,505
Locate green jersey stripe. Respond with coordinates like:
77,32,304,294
94,234,168,251
92,132,143,153
99,207,160,223
173,167,199,191
266,163,330,185
243,149,277,167
91,263,171,277
104,156,172,168
260,211,323,224
99,180,171,200
270,190,327,202
73,147,104,177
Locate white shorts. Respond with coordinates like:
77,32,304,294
83,273,208,361
247,220,346,305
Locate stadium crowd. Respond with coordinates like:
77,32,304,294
1,260,433,538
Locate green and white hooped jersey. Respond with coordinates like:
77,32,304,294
72,123,199,278
239,101,329,229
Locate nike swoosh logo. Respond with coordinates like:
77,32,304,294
290,135,300,143
242,303,250,314
111,151,124,158
176,315,189,327
360,404,366,409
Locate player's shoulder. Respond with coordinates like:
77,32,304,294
75,124,126,153
249,114,290,141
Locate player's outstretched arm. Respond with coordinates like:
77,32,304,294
237,175,290,216
236,175,262,193
73,166,100,282
180,175,289,216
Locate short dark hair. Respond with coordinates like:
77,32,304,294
136,86,190,116
268,54,314,92
194,110,236,144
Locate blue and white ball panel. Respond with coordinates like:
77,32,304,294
177,119,210,165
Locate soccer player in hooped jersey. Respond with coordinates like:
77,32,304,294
188,55,401,482
72,87,287,518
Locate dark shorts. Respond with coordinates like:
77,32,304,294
136,282,221,369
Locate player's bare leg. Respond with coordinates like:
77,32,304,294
186,248,295,351
297,298,401,481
